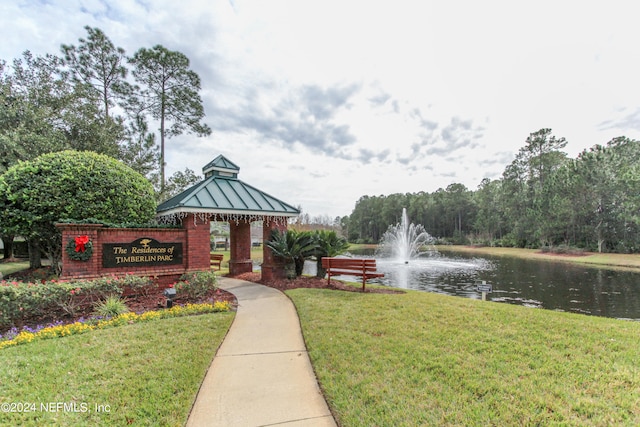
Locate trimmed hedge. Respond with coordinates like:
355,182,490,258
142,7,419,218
0,150,157,273
58,218,181,229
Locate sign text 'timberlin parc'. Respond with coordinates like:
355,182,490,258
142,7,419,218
102,237,183,268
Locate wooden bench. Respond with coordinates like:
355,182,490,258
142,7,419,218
210,253,223,270
321,257,384,292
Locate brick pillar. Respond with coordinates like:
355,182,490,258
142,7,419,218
229,220,253,275
261,218,287,282
184,213,210,272
56,223,103,280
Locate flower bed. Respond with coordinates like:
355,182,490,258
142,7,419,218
0,301,231,350
0,270,234,333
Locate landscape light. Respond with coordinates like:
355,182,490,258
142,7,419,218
163,285,177,308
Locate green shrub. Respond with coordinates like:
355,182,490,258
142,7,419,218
313,230,350,278
0,276,130,329
0,282,50,328
112,274,154,298
48,279,124,318
94,295,130,318
0,150,156,274
175,270,217,301
0,273,214,329
540,245,585,255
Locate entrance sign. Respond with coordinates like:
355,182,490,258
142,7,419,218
103,237,183,268
58,217,202,284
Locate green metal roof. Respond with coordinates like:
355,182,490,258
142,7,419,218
202,154,240,178
156,155,300,218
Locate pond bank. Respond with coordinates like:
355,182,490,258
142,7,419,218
436,245,640,271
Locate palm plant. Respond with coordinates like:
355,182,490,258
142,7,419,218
265,229,317,279
313,230,350,278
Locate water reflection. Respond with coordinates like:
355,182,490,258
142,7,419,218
347,249,640,320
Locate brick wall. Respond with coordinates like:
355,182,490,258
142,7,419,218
57,213,289,284
57,213,210,284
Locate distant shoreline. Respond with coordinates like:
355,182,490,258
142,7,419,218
347,243,640,271
436,245,640,271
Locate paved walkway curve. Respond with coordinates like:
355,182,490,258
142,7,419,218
186,277,337,427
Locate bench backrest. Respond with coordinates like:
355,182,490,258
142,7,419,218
321,257,383,291
321,257,378,271
210,254,223,261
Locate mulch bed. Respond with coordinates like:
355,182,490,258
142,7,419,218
2,267,237,334
2,267,401,334
233,272,404,294
124,287,236,313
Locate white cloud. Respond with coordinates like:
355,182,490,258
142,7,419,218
2,0,640,218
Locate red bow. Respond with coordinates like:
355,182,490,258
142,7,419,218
75,235,90,253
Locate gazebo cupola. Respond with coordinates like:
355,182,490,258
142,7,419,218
203,155,240,179
156,154,300,280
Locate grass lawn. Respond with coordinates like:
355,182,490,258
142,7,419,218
0,312,234,426
0,261,30,277
288,288,640,426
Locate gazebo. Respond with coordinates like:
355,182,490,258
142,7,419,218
156,155,300,281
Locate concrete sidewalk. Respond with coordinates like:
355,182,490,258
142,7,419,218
186,277,337,427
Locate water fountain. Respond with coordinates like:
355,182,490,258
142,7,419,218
373,208,490,290
358,209,640,319
376,208,435,262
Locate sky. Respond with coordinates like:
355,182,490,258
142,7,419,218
2,1,640,219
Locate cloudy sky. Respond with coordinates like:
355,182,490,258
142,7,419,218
2,1,640,219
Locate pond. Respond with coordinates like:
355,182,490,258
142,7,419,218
344,248,640,320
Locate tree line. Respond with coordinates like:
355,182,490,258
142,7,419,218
1,26,211,260
0,26,210,197
344,129,640,253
